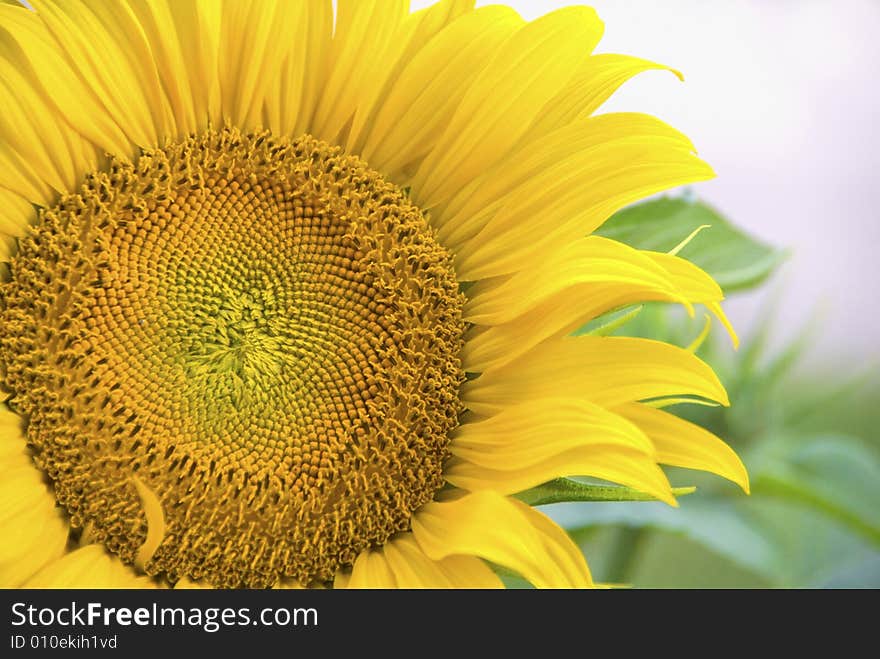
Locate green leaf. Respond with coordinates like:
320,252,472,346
555,495,880,587
750,433,880,545
550,498,780,579
514,477,695,506
739,496,880,587
596,196,787,292
599,526,773,588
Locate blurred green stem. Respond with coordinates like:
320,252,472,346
605,527,648,584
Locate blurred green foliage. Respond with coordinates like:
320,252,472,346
555,303,880,587
539,197,880,588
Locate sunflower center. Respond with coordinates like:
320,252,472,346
0,128,465,587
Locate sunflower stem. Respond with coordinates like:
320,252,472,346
514,478,696,506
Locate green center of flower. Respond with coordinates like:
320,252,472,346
0,128,465,588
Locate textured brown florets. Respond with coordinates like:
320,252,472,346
0,128,465,587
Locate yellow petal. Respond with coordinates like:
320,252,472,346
445,445,675,505
131,475,165,570
462,289,671,375
0,135,55,206
465,235,687,325
462,335,729,416
24,544,158,588
616,402,750,493
528,53,682,139
451,397,655,465
0,3,133,157
411,491,592,588
310,0,409,144
646,251,739,347
450,126,713,282
447,397,673,502
436,112,694,240
510,496,594,585
433,554,504,589
0,185,36,234
379,534,502,589
0,405,69,587
410,6,603,210
29,0,161,147
706,301,738,347
127,0,222,136
461,237,738,373
360,6,521,181
0,464,70,587
344,0,477,155
0,233,15,260
293,1,333,137
218,0,305,132
263,1,331,136
381,538,451,588
333,569,352,590
0,56,97,196
0,187,34,244
397,0,476,63
70,0,179,140
345,545,399,589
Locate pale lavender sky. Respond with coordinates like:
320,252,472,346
413,0,880,366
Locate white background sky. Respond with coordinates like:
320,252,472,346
411,0,880,366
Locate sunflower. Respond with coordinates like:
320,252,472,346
0,0,748,589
